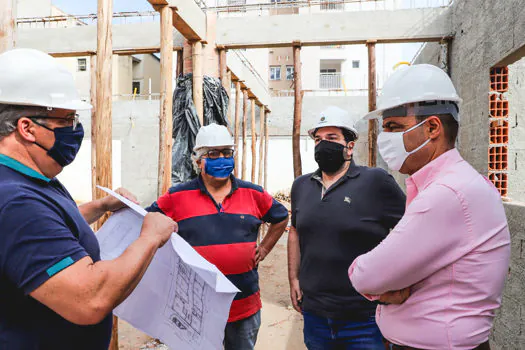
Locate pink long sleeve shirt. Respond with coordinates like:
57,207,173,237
348,149,510,350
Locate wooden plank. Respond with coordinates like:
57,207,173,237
95,0,116,348
258,104,265,185
292,43,303,178
192,41,204,126
234,81,241,177
0,0,16,52
173,9,202,42
176,49,183,77
241,88,249,180
90,55,97,202
251,99,257,183
222,36,451,50
49,47,182,58
226,70,232,127
264,109,269,189
158,5,174,196
367,41,378,168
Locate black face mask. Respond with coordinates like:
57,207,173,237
314,140,348,174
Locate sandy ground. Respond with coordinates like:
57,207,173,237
118,233,306,349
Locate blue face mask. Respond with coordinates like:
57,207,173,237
33,121,85,167
204,157,235,178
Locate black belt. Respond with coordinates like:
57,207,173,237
387,340,490,350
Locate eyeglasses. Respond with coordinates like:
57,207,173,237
204,149,235,159
29,114,81,130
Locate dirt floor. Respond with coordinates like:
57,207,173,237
118,233,306,350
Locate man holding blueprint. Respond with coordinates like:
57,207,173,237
147,123,289,350
0,49,177,350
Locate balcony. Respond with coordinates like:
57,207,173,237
319,72,342,89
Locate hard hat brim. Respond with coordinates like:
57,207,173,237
193,143,235,152
308,124,359,141
361,96,463,121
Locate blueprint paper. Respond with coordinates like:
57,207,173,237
95,187,239,349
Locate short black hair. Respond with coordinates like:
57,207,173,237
416,114,458,147
313,127,357,143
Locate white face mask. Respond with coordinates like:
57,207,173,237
377,119,431,171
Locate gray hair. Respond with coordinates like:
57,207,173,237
0,104,49,141
191,147,211,175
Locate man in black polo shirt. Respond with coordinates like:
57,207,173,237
0,48,177,349
288,106,406,349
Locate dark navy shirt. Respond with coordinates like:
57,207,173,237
0,154,112,350
291,160,406,320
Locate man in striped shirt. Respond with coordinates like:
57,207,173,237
147,123,289,350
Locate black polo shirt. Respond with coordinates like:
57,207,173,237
0,154,112,349
291,160,406,320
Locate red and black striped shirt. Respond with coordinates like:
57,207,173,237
147,175,288,322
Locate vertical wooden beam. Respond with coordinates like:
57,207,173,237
258,105,265,186
0,0,15,53
192,41,204,126
176,49,184,78
158,5,174,196
234,81,241,178
226,71,233,126
241,88,249,180
90,55,97,201
96,0,115,349
264,110,269,190
218,47,232,129
250,99,257,183
292,42,303,178
367,41,378,168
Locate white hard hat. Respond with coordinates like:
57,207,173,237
363,64,461,120
0,48,92,110
194,123,234,152
308,106,359,141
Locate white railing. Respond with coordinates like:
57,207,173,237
320,73,342,89
17,11,160,28
206,0,454,16
271,88,376,97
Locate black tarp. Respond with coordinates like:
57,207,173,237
171,73,230,185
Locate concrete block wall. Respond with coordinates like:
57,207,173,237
413,0,525,348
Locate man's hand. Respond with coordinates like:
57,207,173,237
140,213,178,248
378,287,411,305
102,188,139,213
289,279,303,313
255,245,270,265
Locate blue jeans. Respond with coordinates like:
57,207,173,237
303,311,384,350
224,311,261,350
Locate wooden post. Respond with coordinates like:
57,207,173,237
226,71,233,126
218,47,232,129
192,41,204,126
258,105,265,186
241,88,249,180
90,55,97,201
176,49,184,78
250,99,257,183
292,42,303,178
158,5,174,196
367,41,378,168
264,110,269,190
234,81,241,177
0,0,15,52
95,0,116,348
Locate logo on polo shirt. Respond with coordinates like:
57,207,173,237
344,196,351,204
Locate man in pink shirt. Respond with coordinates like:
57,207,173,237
348,64,511,350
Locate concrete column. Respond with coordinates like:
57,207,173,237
0,0,15,52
